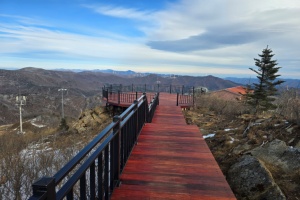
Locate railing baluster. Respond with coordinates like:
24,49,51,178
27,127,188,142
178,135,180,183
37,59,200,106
67,188,73,200
97,154,103,200
90,162,96,200
109,141,114,192
80,172,86,200
104,146,109,200
113,116,121,187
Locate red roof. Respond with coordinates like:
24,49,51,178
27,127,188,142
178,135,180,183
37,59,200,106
226,86,248,95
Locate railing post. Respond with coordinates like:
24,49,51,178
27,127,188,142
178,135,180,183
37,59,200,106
30,177,56,200
133,100,139,144
118,90,120,105
143,93,147,123
193,86,195,106
176,93,179,106
113,116,121,187
157,84,160,93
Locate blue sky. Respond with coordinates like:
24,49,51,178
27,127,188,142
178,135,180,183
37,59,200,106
1,0,300,78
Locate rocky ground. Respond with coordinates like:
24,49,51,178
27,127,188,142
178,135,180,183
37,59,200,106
184,106,300,200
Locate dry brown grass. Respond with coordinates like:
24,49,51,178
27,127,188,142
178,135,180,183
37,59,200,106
0,106,111,199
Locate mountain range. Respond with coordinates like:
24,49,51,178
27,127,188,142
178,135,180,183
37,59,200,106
0,67,238,126
225,77,300,89
1,67,299,126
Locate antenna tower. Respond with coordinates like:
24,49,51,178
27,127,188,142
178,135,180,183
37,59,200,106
16,95,26,134
58,88,67,119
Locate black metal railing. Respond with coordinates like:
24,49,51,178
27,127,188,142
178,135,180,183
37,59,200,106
103,85,194,108
177,93,194,106
29,93,159,200
103,84,194,95
104,91,156,106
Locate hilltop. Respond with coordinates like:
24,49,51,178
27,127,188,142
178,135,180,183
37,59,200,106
0,67,238,126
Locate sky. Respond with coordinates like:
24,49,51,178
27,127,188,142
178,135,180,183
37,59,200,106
0,0,300,78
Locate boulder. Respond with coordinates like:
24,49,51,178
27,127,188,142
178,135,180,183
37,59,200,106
232,143,252,155
250,139,300,173
73,106,109,134
227,155,286,200
296,141,300,148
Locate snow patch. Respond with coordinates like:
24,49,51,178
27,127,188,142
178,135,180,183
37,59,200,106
224,128,237,132
203,133,215,139
30,118,46,128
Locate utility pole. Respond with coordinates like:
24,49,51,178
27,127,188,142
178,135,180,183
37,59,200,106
58,88,67,119
16,95,26,134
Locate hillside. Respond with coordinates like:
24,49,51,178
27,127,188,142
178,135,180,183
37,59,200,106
0,67,238,126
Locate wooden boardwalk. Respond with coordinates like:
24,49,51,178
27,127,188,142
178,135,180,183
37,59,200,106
111,93,236,200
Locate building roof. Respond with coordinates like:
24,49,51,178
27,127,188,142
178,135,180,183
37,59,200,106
226,86,248,95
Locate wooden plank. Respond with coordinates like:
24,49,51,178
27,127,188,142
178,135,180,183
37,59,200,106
111,93,236,200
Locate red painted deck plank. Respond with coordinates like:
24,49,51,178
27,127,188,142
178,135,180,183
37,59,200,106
111,93,236,200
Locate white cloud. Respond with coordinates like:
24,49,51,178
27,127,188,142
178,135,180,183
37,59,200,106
1,1,300,78
139,0,300,77
82,4,153,21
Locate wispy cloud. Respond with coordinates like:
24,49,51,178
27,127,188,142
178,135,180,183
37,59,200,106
1,0,300,78
0,14,51,27
82,4,153,21
146,0,300,52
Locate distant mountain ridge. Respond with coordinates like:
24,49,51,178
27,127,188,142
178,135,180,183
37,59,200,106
0,67,238,125
225,77,300,88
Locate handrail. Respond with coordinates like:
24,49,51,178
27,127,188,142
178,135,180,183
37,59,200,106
103,84,194,94
177,93,194,107
103,85,193,108
29,93,159,200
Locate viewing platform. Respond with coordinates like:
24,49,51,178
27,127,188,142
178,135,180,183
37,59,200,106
102,84,195,109
111,93,235,199
29,92,235,200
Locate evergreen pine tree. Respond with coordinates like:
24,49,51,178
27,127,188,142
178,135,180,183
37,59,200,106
247,46,284,112
59,118,69,130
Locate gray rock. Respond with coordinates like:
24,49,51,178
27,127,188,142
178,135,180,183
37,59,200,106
250,139,300,173
296,141,300,148
232,143,252,155
255,118,265,124
286,127,294,134
227,155,286,200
